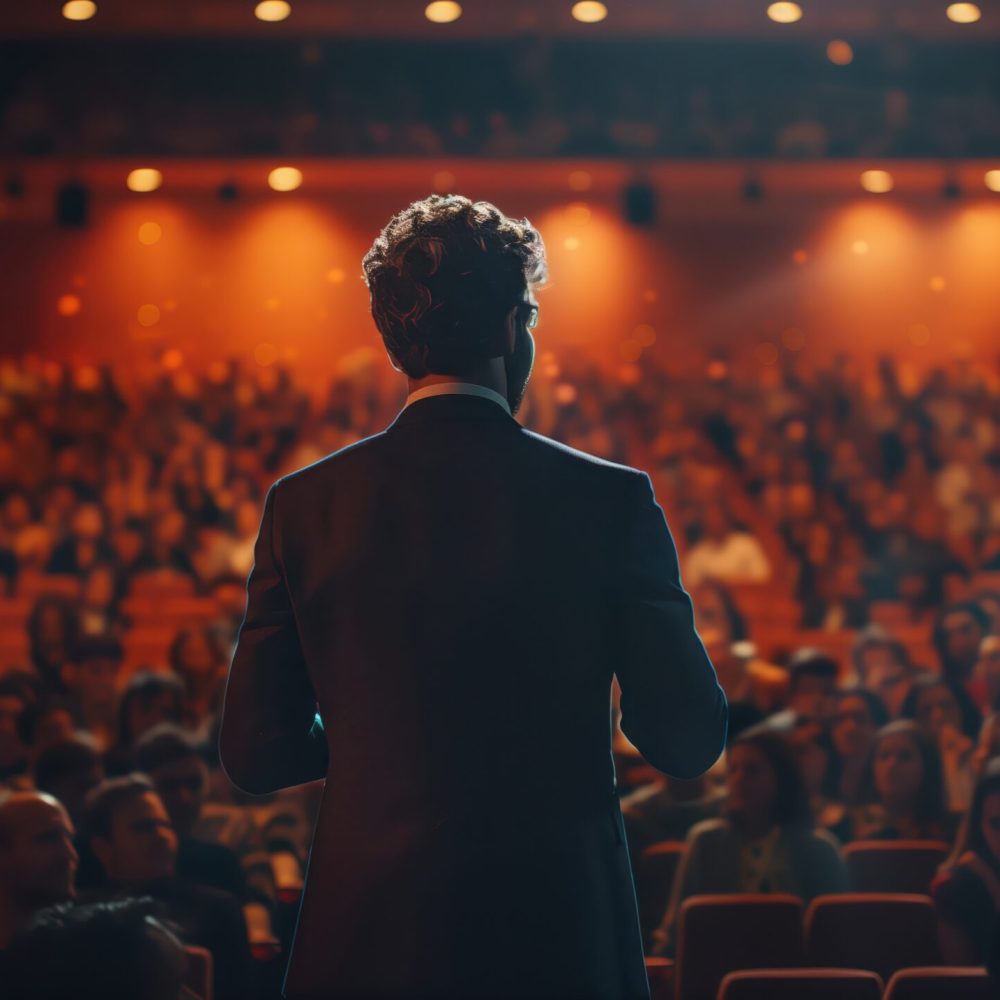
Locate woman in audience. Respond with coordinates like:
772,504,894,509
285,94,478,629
901,673,982,814
649,727,849,956
838,719,955,843
828,689,889,806
932,758,1000,965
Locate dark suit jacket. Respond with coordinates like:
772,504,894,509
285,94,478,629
219,391,728,999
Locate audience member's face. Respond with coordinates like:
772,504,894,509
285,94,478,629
787,724,828,796
177,631,217,678
71,504,104,540
0,693,27,769
32,707,76,749
111,526,145,566
941,610,986,668
128,691,181,742
981,791,1000,864
976,636,1000,691
789,676,835,723
914,684,962,740
725,744,777,823
861,648,910,716
691,587,733,649
152,756,208,837
832,695,877,761
98,791,177,884
0,795,78,907
873,733,924,807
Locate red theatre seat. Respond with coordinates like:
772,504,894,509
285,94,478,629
844,840,951,894
674,894,805,1000
635,840,686,946
805,893,940,982
718,967,884,1000
883,966,996,1000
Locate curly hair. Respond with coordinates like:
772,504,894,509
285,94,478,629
361,193,548,377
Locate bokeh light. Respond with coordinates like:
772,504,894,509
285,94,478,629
137,304,161,327
826,40,853,65
137,222,162,245
268,166,303,192
57,294,82,317
852,240,870,255
571,2,608,24
767,3,803,24
62,1,97,20
985,170,1000,192
861,170,894,193
425,2,462,23
126,168,162,193
946,3,981,23
254,1,292,22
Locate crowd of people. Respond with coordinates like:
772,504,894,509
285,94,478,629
0,346,998,996
4,39,1000,160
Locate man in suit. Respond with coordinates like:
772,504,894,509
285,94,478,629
219,193,728,999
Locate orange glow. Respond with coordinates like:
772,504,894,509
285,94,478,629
268,166,302,192
826,40,853,65
432,170,456,190
254,342,279,366
642,288,659,302
755,342,779,364
929,275,947,292
62,1,96,20
572,2,608,23
424,2,462,23
908,323,930,345
327,268,345,284
137,222,162,245
554,383,578,404
946,3,981,23
567,170,592,192
619,339,642,362
565,202,592,226
254,1,291,22
792,248,808,264
861,170,894,194
852,240,870,255
161,349,183,369
127,169,162,193
707,360,729,380
767,3,803,24
782,327,805,351
57,294,82,317
633,323,656,346
137,304,160,327
563,236,580,251
985,170,1000,193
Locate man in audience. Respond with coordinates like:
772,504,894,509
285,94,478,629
765,647,839,730
82,774,253,1000
934,600,992,687
61,633,124,752
0,790,78,954
850,624,916,718
136,723,246,900
33,733,105,827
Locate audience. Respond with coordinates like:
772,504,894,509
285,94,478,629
0,350,998,991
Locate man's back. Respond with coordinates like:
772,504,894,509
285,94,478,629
220,391,727,999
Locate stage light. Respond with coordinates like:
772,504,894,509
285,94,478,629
572,2,608,24
255,1,291,22
268,166,302,191
767,3,803,24
826,39,853,64
860,169,893,193
946,3,981,23
57,294,82,317
425,2,462,22
985,170,1000,192
137,304,160,327
127,168,162,193
62,1,96,20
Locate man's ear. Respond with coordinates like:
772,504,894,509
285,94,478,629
504,305,518,355
90,835,114,876
384,348,404,374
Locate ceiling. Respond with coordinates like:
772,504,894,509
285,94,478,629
3,0,999,40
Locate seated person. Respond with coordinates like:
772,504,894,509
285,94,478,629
135,723,246,901
763,647,839,731
834,719,956,843
828,689,889,807
849,624,916,719
932,758,1000,965
80,773,253,1000
104,671,185,777
649,728,849,956
0,790,78,957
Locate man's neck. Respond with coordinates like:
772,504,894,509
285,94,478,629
405,357,507,399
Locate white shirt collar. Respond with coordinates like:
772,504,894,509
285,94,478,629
404,381,512,416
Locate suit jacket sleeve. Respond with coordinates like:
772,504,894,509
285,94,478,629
218,481,328,795
611,471,728,779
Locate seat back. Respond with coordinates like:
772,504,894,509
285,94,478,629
844,841,950,894
883,966,996,1000
805,893,940,982
675,894,805,1000
183,945,213,1000
635,840,686,947
718,967,884,1000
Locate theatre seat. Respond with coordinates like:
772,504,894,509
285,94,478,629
844,841,950,894
805,893,940,982
635,840,685,947
674,894,805,1000
883,966,996,999
183,945,213,1000
718,967,884,1000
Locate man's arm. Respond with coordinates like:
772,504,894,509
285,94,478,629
611,471,728,779
218,481,328,795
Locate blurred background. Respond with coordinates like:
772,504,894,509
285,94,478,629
1,3,1000,999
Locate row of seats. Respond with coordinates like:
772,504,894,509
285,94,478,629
648,893,967,1000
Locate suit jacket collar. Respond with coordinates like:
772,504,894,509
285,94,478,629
386,391,520,431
